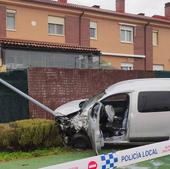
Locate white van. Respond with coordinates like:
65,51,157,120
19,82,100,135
55,78,170,154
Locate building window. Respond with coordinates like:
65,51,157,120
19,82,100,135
48,16,64,36
121,63,133,70
153,64,164,71
6,9,16,31
152,31,158,46
120,25,133,43
90,22,97,39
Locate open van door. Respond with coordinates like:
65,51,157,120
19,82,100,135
87,102,104,155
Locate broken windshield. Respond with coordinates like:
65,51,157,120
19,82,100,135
81,91,106,111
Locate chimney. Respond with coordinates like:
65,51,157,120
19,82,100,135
165,2,170,18
58,0,67,3
116,0,125,13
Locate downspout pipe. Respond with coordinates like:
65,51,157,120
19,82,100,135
0,45,2,65
99,52,102,69
144,22,150,71
79,11,85,46
0,45,5,65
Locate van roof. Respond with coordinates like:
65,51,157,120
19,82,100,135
106,78,170,94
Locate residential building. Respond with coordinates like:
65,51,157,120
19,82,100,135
0,0,170,71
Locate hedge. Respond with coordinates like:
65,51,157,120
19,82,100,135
0,119,62,151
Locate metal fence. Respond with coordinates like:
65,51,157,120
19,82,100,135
0,70,29,123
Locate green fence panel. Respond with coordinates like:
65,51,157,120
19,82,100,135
0,70,29,123
155,71,170,78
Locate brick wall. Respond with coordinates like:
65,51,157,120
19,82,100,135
134,25,153,70
145,26,153,70
80,18,90,47
134,25,145,70
0,6,6,38
65,16,90,46
28,68,155,119
65,16,80,45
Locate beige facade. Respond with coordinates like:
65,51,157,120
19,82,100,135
101,55,134,69
90,18,134,54
1,0,170,70
6,4,65,43
153,26,170,70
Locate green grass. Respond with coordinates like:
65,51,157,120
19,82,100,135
0,147,77,162
0,146,117,162
0,148,96,169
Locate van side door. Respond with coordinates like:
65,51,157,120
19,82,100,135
129,91,170,142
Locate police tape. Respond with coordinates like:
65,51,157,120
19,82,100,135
40,140,170,169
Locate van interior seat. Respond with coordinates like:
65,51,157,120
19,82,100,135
105,105,115,123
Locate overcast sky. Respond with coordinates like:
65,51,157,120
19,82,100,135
68,0,170,16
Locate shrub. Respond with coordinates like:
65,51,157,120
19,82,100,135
0,119,62,151
0,124,17,149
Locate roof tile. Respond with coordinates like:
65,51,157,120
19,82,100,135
0,38,100,54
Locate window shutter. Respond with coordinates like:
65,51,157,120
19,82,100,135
7,9,16,13
90,22,97,29
153,31,158,46
48,16,64,25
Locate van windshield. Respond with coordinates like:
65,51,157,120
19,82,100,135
81,91,106,111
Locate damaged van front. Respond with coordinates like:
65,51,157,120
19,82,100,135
54,99,86,116
54,91,106,149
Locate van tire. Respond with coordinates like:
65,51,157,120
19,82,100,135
71,133,91,149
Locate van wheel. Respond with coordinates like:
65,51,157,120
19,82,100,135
71,133,91,149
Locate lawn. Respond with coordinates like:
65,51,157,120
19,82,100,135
0,148,95,169
0,147,169,169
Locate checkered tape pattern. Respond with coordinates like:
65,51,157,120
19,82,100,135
100,153,118,169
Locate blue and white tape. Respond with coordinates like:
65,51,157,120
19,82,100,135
100,153,118,169
40,140,170,169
